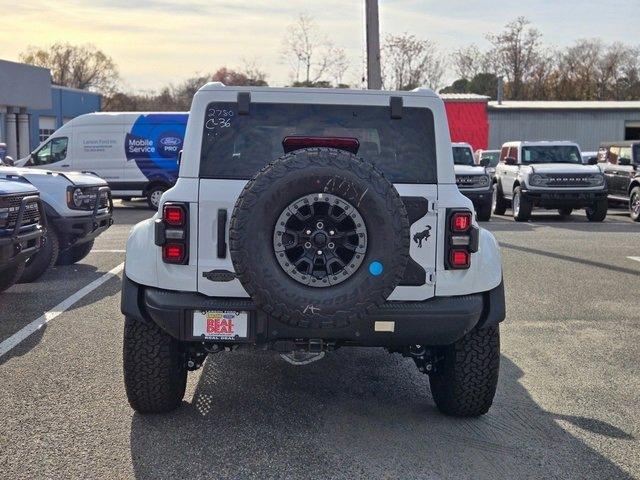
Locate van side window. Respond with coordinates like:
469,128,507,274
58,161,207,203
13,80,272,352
35,137,68,165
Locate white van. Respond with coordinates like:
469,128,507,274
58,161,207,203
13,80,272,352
17,112,188,208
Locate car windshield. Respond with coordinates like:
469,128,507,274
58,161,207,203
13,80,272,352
481,151,500,167
200,102,437,183
522,146,582,164
452,146,475,166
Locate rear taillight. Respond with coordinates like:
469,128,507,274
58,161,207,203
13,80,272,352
155,202,189,264
445,209,478,270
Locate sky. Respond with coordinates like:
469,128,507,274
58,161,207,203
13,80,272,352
0,0,638,92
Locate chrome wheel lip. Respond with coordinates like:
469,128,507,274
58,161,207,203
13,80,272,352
273,193,367,288
631,194,640,216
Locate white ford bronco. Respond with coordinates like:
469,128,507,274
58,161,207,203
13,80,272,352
493,141,608,221
0,166,113,282
452,142,493,221
121,84,505,417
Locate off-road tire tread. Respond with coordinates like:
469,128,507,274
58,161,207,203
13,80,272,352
492,183,507,215
586,197,607,222
476,199,492,222
56,240,94,265
19,225,59,283
123,315,187,414
429,325,500,417
229,148,410,327
0,262,25,292
513,187,532,222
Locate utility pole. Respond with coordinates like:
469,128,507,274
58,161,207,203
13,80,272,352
365,0,382,89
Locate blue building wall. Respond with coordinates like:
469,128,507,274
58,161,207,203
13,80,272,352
27,86,101,151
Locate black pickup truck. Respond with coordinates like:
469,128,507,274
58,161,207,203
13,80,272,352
0,179,46,292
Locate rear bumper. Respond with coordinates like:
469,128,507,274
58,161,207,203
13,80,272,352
121,276,505,347
522,188,607,208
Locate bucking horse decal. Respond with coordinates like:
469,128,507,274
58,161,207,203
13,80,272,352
413,225,431,248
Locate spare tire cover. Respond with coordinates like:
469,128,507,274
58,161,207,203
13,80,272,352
229,147,410,328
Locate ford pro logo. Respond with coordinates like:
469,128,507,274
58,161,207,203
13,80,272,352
160,136,182,147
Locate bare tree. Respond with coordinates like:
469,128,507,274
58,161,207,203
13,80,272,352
487,17,543,99
281,13,348,86
453,44,488,80
382,33,445,91
20,43,120,94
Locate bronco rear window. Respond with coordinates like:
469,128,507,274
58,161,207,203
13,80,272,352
199,102,437,183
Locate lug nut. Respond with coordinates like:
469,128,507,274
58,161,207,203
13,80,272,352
306,229,311,235
329,230,335,235
317,250,323,255
316,221,324,229
304,242,312,249
328,242,335,249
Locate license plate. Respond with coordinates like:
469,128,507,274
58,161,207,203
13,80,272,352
192,310,248,340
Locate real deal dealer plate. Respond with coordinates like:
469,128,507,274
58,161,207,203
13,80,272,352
192,310,248,340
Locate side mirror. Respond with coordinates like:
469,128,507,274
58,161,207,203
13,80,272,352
504,157,517,166
588,157,598,165
619,157,631,166
479,158,490,167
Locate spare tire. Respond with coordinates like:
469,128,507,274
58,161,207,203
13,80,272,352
229,147,410,328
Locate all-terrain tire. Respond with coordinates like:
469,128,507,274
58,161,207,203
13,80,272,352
491,183,507,215
429,325,500,417
123,315,187,414
19,226,59,283
512,187,532,222
229,147,410,328
586,197,607,222
476,198,492,222
630,187,640,222
0,262,25,292
56,240,94,266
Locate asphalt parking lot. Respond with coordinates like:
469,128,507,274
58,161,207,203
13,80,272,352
0,201,638,479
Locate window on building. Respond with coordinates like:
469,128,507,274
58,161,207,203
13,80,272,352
38,116,58,144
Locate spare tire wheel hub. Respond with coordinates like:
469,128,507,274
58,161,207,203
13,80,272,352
273,193,367,287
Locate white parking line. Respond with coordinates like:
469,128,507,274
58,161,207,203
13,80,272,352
0,262,125,359
91,250,126,253
628,256,640,263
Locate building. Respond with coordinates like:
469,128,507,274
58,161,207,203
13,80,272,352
488,101,640,151
441,93,490,151
0,59,100,160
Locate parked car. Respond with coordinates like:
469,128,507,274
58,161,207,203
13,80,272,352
0,166,113,282
15,112,188,209
452,143,493,221
597,141,640,221
121,84,506,417
493,141,608,222
475,149,500,176
0,179,45,292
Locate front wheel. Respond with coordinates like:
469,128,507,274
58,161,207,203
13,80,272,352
492,184,507,215
123,315,187,414
0,262,25,292
476,198,492,222
629,187,640,222
56,240,94,266
429,325,500,417
19,226,60,283
512,187,532,222
586,197,607,222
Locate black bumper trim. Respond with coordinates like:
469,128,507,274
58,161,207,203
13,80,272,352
460,187,493,204
52,211,113,248
122,276,506,347
521,189,607,208
0,225,45,267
